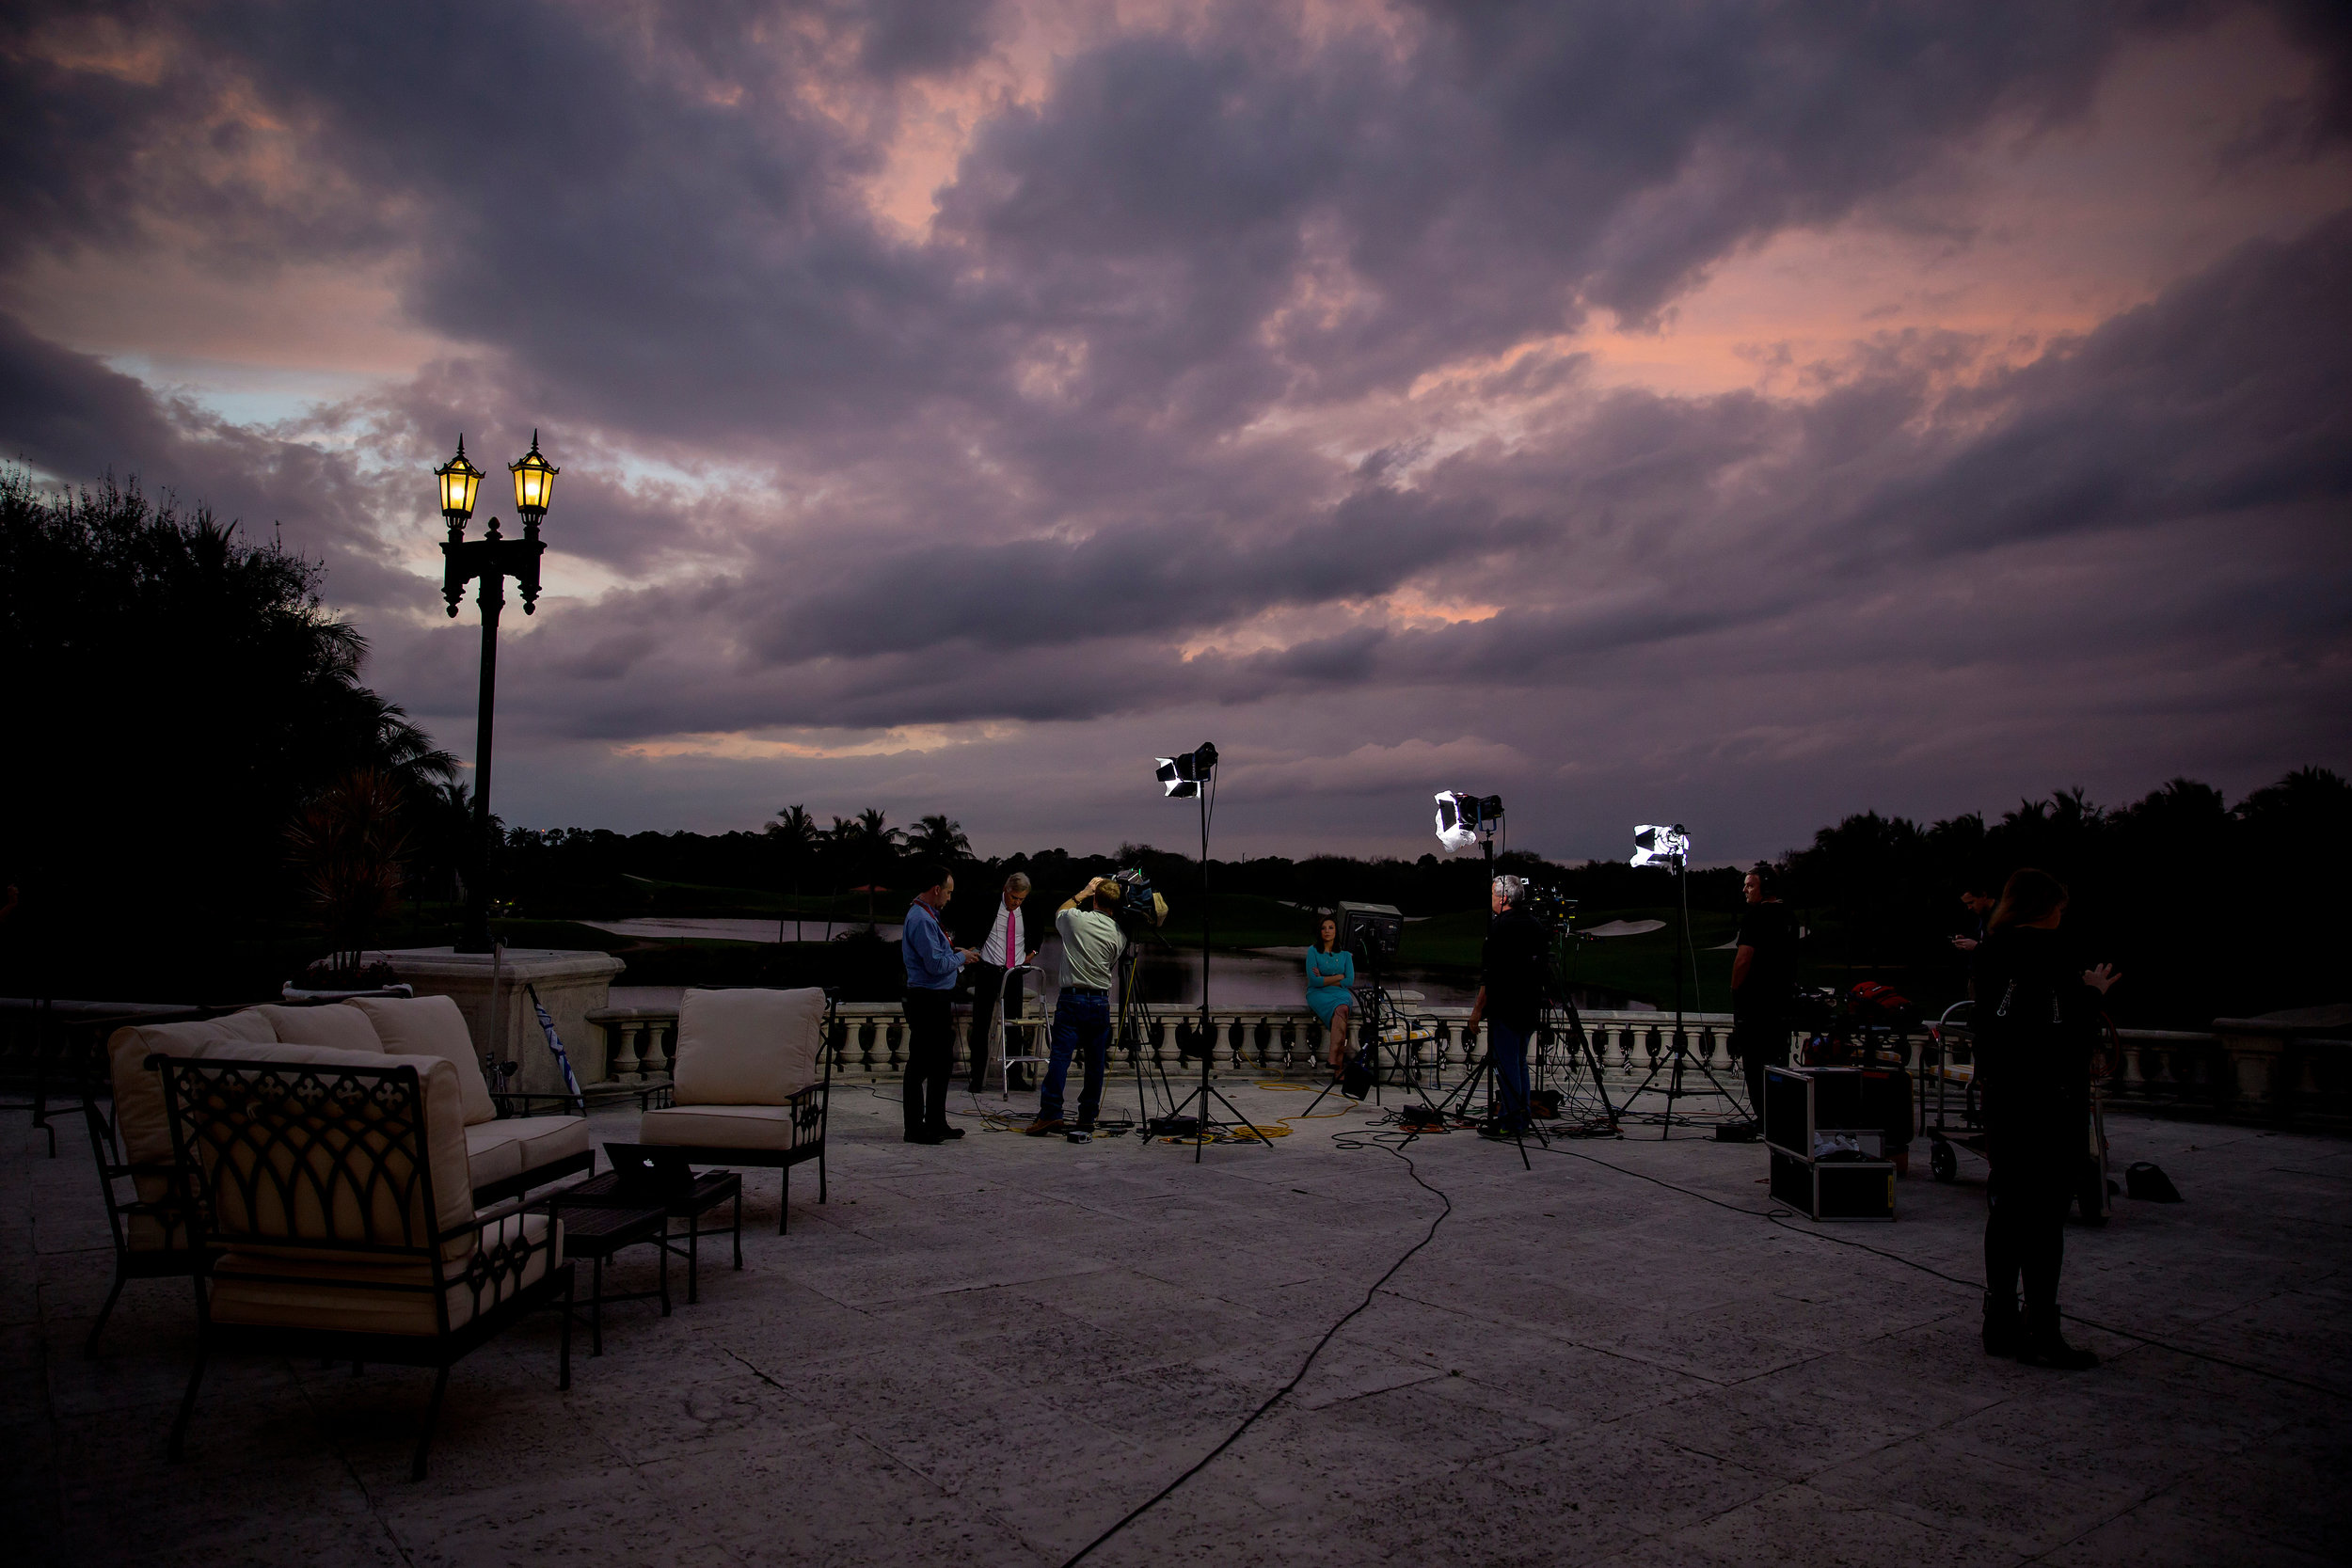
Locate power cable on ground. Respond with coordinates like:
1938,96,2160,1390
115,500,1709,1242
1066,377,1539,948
1057,1132,1454,1568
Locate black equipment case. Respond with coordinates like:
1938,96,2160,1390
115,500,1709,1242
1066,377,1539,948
1763,1065,1897,1222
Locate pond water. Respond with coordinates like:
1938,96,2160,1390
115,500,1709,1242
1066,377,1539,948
597,916,1647,1015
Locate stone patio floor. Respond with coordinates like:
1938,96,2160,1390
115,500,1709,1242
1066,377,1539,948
7,1080,2348,1566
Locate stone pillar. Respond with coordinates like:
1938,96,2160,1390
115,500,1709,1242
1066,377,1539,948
2215,1025,2287,1120
374,947,626,1098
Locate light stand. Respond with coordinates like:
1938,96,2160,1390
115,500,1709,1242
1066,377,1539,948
1152,745,1272,1160
436,435,558,955
1620,825,1748,1137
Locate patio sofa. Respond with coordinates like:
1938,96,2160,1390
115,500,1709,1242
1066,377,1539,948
157,1043,573,1479
86,996,591,1352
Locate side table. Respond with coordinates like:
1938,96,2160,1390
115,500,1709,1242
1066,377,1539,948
549,1198,670,1355
561,1169,745,1306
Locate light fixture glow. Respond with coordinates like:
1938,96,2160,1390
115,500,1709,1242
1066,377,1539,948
1155,742,1218,798
436,436,484,525
1434,790,1502,852
1630,823,1691,868
509,431,559,519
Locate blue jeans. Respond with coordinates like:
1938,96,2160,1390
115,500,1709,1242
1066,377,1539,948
1489,1018,1532,1128
1041,990,1110,1126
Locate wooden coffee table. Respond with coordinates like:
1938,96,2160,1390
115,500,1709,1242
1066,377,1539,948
561,1169,745,1306
549,1197,670,1355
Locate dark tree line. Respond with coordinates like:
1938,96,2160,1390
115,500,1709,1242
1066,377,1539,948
0,470,469,996
496,769,2348,1027
1776,771,2351,1028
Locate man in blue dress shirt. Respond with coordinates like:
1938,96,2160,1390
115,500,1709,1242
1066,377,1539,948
901,863,975,1144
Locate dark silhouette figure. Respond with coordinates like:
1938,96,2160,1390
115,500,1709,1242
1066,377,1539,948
1972,868,2121,1370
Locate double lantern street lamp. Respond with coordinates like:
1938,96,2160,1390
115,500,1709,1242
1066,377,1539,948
434,433,559,954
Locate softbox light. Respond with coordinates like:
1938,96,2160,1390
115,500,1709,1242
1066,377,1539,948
1630,823,1691,868
1434,790,1502,853
1155,742,1219,799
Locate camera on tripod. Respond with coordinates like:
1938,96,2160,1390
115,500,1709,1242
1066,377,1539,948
1109,867,1168,933
1335,900,1402,961
1520,884,1578,927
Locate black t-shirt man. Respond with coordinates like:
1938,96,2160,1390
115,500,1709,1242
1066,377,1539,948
1480,905,1552,1031
1732,899,1798,1018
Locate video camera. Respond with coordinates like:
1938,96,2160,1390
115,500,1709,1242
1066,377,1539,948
1336,900,1403,961
1520,884,1578,928
1108,867,1168,932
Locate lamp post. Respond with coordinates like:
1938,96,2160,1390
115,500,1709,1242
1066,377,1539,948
436,432,558,954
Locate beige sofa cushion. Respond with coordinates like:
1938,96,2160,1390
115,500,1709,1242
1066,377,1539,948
463,1115,591,1193
641,1102,800,1151
674,987,825,1105
345,995,496,1125
254,1003,386,1054
207,1211,561,1336
463,1122,525,1191
172,1042,477,1261
109,1012,281,1175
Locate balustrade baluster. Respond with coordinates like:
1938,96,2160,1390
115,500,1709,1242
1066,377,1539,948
611,1021,644,1084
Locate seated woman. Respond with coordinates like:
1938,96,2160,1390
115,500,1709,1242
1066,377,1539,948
1306,916,1357,1074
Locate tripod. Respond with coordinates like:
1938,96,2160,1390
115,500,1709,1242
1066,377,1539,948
1153,762,1272,1162
1527,917,1622,1136
1115,939,1180,1130
1620,848,1749,1137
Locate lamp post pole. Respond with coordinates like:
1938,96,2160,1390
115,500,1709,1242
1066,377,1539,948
436,434,557,954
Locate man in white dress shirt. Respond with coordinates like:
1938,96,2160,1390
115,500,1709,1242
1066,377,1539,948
966,872,1042,1093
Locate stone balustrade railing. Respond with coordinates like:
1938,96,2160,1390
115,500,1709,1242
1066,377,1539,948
588,1002,1772,1096
584,1002,2352,1130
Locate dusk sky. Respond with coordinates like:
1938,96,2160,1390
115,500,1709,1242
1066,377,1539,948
6,1,2348,864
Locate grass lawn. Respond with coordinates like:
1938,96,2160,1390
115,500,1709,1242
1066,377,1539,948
1396,905,1741,1012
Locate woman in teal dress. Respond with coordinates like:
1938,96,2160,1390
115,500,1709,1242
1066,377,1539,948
1307,916,1357,1073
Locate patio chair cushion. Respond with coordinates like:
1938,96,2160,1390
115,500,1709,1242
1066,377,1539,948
673,987,825,1105
254,1003,387,1055
463,1116,591,1195
640,1102,800,1151
344,994,497,1126
178,1042,479,1263
207,1211,561,1337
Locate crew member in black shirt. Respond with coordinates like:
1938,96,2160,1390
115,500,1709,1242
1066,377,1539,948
1950,878,1998,1000
1466,875,1549,1134
1731,863,1799,1120
1973,867,2120,1370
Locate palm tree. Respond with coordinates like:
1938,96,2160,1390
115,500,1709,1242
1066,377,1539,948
768,803,818,942
909,813,971,865
286,769,411,976
823,816,858,941
850,807,904,930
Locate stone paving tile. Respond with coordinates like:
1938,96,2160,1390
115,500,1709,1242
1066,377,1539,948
371,1463,698,1566
2033,1485,2343,1568
1350,1424,1784,1565
1235,1375,1556,1510
1804,1433,2154,1555
1597,1479,2028,1568
1617,1349,1994,1484
13,1095,2352,1566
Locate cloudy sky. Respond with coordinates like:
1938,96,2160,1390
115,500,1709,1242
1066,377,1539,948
5,1,2348,863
